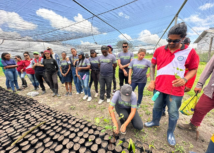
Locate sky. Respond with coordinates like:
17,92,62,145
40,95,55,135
0,0,214,55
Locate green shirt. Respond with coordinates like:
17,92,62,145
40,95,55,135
0,58,5,72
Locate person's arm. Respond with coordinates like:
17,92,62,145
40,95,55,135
65,64,71,76
108,105,119,134
60,66,63,76
112,56,117,68
128,69,132,85
2,60,18,69
147,64,156,91
76,65,81,80
117,59,124,70
78,59,91,70
54,59,59,71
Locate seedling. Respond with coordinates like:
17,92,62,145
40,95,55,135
149,140,156,150
70,106,75,110
117,140,123,146
94,117,100,125
128,139,135,153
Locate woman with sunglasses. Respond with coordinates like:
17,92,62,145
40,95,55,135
23,52,39,90
76,52,92,101
15,55,28,88
89,49,99,98
60,52,72,96
42,50,60,97
1,53,21,92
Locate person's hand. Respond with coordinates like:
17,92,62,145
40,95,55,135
128,79,131,85
194,87,202,94
172,78,186,87
184,87,191,92
147,81,155,91
123,70,128,77
64,73,67,76
120,124,126,133
34,63,37,66
113,125,119,134
119,65,124,70
146,73,150,78
77,75,81,80
77,67,82,71
21,69,23,73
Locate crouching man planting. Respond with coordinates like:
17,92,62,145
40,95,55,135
108,84,143,134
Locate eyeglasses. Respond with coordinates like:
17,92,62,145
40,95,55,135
24,55,28,57
122,46,128,48
167,38,182,44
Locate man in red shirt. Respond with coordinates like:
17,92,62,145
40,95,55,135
145,22,199,147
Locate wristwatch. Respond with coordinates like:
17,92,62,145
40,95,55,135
182,78,187,83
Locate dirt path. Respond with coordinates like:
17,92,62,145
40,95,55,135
0,76,213,153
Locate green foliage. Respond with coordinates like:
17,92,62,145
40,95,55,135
128,139,135,153
149,140,156,150
174,144,186,153
121,151,126,153
94,117,100,125
117,140,123,146
119,113,124,119
70,106,76,110
103,118,110,124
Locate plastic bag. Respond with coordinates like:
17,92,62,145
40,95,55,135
180,94,198,116
27,91,39,97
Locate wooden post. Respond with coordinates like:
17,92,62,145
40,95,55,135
208,37,213,62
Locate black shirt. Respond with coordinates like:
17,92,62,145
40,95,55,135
42,59,59,73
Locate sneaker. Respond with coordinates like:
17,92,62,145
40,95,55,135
83,95,88,100
107,99,111,103
7,87,11,90
42,91,46,95
52,93,56,97
98,99,104,104
87,97,92,102
17,89,22,91
76,92,80,94
69,92,72,96
81,91,83,94
94,93,98,98
35,87,39,91
65,92,69,96
56,94,61,97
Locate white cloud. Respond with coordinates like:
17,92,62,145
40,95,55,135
102,33,107,35
189,43,197,49
36,8,99,34
79,41,101,52
138,30,166,46
0,10,37,30
118,12,129,19
118,33,132,40
0,28,33,40
199,3,214,10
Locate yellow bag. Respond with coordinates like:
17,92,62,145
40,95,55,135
180,94,198,116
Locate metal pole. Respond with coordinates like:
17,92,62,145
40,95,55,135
153,0,188,50
174,15,178,25
208,37,213,62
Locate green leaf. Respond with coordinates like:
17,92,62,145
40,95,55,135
174,73,181,79
179,69,183,71
94,117,100,124
89,139,92,142
108,136,112,140
104,125,113,130
101,129,106,133
103,118,110,123
117,140,123,146
176,67,179,70
121,151,126,153
119,113,124,119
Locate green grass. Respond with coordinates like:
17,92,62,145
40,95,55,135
0,68,4,77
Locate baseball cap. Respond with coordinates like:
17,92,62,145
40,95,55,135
107,45,113,51
33,51,39,55
101,45,108,51
44,50,51,54
120,84,132,102
85,53,89,58
183,37,191,44
78,51,84,56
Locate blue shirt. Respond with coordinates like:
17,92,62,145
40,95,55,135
1,59,16,67
128,59,151,83
98,54,116,76
118,51,134,73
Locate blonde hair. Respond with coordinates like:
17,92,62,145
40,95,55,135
138,48,146,54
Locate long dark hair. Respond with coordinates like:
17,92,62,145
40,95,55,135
15,55,22,60
1,53,9,60
78,55,85,67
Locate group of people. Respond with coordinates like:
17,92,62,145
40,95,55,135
0,22,214,152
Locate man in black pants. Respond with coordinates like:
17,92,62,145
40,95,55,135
109,84,143,134
32,52,49,94
118,42,134,88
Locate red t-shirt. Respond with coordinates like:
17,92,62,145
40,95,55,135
23,59,35,74
151,44,199,96
16,61,25,72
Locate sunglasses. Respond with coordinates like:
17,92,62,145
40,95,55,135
122,46,128,48
24,55,28,57
167,38,182,43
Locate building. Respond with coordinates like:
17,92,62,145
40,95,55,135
194,28,214,54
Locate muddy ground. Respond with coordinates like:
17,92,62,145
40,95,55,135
0,76,213,153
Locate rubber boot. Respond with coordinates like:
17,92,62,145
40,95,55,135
22,78,27,88
55,89,60,97
51,88,56,97
167,118,177,147
144,109,162,127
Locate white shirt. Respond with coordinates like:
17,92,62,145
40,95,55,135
52,53,56,60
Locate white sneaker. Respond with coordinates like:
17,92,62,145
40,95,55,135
87,97,92,102
98,99,104,104
107,99,111,103
81,91,83,94
83,95,88,100
76,92,80,94
94,93,98,98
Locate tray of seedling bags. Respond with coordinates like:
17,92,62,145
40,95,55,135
0,86,167,153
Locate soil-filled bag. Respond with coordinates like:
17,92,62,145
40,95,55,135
180,94,198,116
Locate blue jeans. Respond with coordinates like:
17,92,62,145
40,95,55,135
3,71,10,89
4,68,19,91
27,74,39,88
78,71,91,97
72,67,82,93
131,82,146,105
153,90,183,120
206,139,214,153
17,71,26,78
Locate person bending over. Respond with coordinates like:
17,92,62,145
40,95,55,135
109,84,143,134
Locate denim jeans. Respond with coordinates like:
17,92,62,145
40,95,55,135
72,67,82,93
131,82,146,105
153,90,183,120
27,74,39,88
206,139,214,153
17,71,26,78
78,71,91,97
3,71,10,89
4,68,19,91
99,75,113,100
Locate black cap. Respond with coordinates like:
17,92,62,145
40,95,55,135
90,49,96,54
183,37,191,44
85,53,89,58
101,45,108,51
120,84,132,102
78,51,84,56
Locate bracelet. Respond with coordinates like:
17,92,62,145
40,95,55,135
182,78,187,83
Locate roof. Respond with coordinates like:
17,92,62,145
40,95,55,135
194,28,214,43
